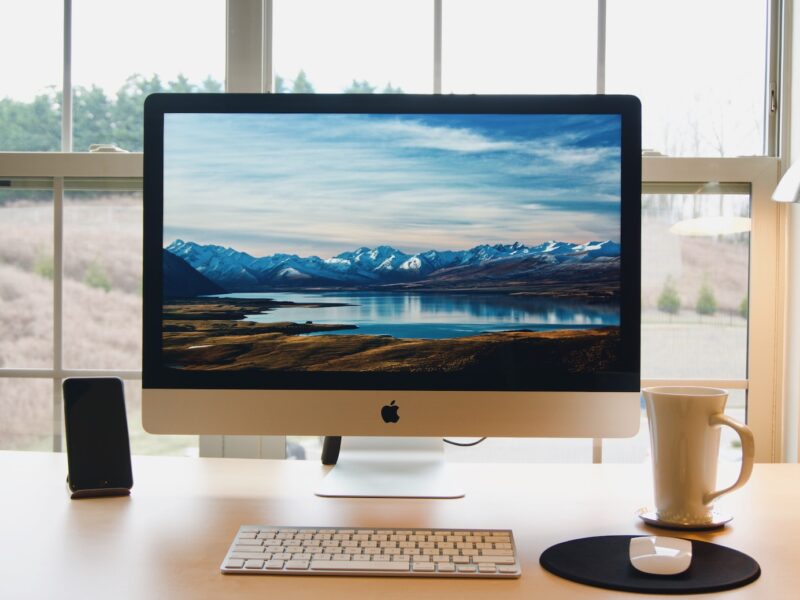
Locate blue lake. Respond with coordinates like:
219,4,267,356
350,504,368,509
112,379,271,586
212,291,619,339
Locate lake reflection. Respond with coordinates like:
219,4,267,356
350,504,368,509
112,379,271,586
214,291,619,339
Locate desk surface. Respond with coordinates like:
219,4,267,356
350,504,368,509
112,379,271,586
1,451,797,599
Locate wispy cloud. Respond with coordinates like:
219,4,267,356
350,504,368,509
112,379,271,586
370,120,520,153
163,112,622,256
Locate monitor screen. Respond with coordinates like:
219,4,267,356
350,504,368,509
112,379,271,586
142,94,640,438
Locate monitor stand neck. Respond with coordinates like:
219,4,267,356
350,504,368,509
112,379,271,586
314,437,465,499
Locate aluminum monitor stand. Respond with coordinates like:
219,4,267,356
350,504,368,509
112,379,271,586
314,437,465,499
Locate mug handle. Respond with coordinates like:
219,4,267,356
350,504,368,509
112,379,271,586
703,413,755,506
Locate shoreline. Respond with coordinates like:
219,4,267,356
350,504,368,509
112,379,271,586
161,297,622,374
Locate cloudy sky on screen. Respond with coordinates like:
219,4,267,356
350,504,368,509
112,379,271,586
163,112,621,258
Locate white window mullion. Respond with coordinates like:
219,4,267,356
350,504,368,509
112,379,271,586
434,0,442,94
262,0,274,93
226,0,263,93
62,0,72,153
596,0,606,94
52,176,64,452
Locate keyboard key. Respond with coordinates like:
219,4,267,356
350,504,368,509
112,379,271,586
310,560,409,572
478,564,497,573
437,563,456,573
480,549,514,556
412,563,436,572
231,552,272,561
474,556,516,564
485,536,511,544
499,566,519,574
265,560,284,570
224,559,245,569
286,560,310,570
457,564,478,573
413,555,431,562
236,539,263,546
244,559,264,569
233,545,265,553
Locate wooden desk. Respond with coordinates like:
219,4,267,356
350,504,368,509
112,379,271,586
1,451,797,599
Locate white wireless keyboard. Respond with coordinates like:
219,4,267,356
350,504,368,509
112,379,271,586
221,526,521,578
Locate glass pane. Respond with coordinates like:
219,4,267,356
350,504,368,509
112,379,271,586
63,183,142,369
606,0,768,157
287,436,323,460
444,438,592,463
442,0,597,93
274,0,432,93
0,180,54,368
0,378,53,451
72,0,225,151
124,380,198,457
721,389,747,462
0,0,62,151
641,185,750,380
604,389,747,464
287,435,593,463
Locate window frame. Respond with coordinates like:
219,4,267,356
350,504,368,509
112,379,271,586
0,0,792,462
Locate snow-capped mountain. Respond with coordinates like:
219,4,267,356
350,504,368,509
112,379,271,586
165,238,620,291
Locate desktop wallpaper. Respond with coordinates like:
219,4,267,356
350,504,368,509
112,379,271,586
160,112,623,378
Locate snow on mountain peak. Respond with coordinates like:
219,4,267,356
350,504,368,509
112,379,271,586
165,239,619,288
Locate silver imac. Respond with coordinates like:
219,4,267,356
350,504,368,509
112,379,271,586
142,93,641,497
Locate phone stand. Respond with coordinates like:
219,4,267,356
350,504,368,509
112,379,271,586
66,476,131,499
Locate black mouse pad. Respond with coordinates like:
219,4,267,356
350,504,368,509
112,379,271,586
539,535,760,594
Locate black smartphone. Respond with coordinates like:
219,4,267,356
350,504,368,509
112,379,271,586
63,377,133,498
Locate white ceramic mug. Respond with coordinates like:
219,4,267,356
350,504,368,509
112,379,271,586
642,386,755,525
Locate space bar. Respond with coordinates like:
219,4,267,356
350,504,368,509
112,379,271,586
310,560,410,572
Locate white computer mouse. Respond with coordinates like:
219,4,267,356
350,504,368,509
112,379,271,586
629,536,692,575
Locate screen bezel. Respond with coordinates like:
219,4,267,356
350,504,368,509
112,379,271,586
143,93,640,395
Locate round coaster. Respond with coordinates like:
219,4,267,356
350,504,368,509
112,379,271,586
637,508,733,531
540,535,760,595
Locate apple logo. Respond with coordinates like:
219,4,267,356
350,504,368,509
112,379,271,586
381,400,400,423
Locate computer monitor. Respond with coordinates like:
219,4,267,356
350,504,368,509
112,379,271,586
142,93,641,497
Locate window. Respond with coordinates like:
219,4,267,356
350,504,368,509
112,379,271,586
442,0,598,94
273,0,432,93
606,0,769,157
71,0,225,151
0,1,789,464
0,2,62,150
